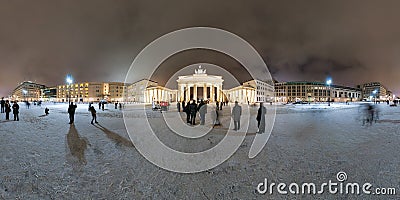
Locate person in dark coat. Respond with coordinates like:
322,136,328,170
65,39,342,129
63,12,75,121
182,101,186,110
45,107,49,115
89,106,98,124
189,100,198,125
0,97,5,113
68,102,77,124
101,102,105,111
5,100,11,120
98,101,101,110
184,101,191,123
12,102,19,121
115,102,118,109
177,101,181,112
256,103,267,134
216,101,219,110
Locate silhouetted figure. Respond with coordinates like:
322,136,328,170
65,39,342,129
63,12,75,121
12,102,19,121
0,97,5,113
182,101,186,111
98,101,101,110
26,101,30,109
232,101,242,131
256,103,267,134
115,102,118,109
68,102,77,124
177,101,181,112
101,102,105,111
216,101,219,110
198,100,207,125
89,106,98,124
45,107,49,115
5,100,11,120
189,100,198,125
184,101,191,123
119,102,122,110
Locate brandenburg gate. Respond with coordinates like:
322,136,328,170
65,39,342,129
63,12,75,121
177,66,224,102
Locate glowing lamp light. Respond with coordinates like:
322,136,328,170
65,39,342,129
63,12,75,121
66,74,73,85
326,79,332,86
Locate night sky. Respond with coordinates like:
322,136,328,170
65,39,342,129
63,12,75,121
1,0,400,97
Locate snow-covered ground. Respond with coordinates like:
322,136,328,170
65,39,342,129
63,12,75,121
0,102,399,199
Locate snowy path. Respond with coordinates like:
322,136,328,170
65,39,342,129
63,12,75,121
0,102,399,199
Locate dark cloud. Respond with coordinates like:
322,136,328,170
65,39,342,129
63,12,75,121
1,0,400,96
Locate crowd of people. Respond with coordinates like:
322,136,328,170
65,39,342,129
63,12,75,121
0,97,20,121
176,99,268,134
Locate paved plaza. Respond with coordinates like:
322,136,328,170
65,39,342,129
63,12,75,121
1,102,399,199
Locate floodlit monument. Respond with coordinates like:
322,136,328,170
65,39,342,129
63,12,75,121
177,66,224,102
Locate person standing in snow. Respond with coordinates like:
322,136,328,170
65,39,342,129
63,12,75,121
68,102,77,124
89,106,98,124
0,97,5,113
177,101,181,112
12,101,19,121
189,100,198,125
5,100,11,120
232,101,242,131
256,102,267,134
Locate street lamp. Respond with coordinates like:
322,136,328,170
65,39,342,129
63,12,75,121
66,74,73,103
326,78,332,106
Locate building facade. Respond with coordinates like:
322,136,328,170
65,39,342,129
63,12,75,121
41,87,57,101
126,79,158,103
56,82,127,102
242,80,275,103
12,81,46,101
126,79,177,103
275,81,361,103
145,86,177,103
224,85,256,104
225,80,274,104
359,82,389,101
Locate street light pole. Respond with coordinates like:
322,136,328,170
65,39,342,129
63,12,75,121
326,78,332,106
373,90,377,104
66,74,73,103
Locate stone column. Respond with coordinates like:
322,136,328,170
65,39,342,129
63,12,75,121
211,86,214,102
217,85,221,101
194,85,197,101
239,89,242,103
187,85,191,101
203,83,207,100
181,85,185,102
